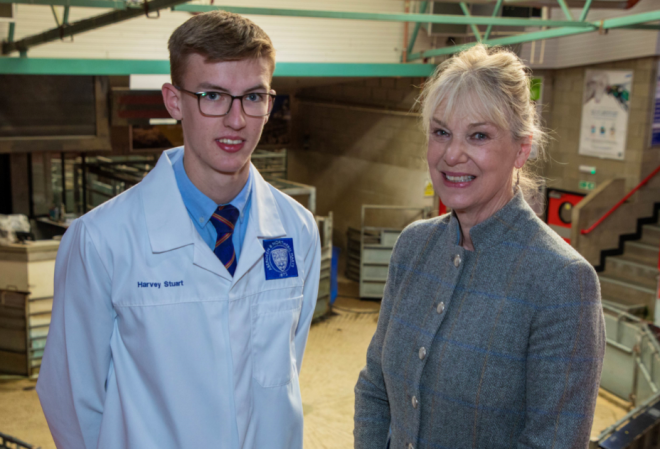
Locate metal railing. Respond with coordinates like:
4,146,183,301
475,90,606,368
581,165,660,235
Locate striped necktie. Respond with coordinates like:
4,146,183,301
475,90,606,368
210,204,240,276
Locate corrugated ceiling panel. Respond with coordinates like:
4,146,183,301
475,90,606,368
9,0,405,62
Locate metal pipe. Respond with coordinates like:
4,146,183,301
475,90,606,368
50,4,61,26
2,0,189,55
402,1,410,63
459,2,482,42
556,0,574,20
405,1,428,60
579,0,594,21
7,22,14,42
81,156,87,214
60,152,66,213
484,0,505,40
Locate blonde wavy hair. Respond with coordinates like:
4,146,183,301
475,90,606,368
418,44,548,197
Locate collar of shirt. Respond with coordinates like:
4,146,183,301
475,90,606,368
173,155,253,228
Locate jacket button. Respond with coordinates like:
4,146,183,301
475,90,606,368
437,302,445,314
418,347,427,360
411,395,418,409
453,254,461,267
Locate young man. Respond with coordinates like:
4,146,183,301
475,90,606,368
37,11,321,449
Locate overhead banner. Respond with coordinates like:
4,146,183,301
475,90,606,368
651,61,660,147
579,69,632,160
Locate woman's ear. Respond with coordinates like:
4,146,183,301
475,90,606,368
514,135,533,169
162,83,183,121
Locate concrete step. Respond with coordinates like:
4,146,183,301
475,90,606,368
641,224,660,246
603,256,658,290
598,275,656,311
623,241,660,265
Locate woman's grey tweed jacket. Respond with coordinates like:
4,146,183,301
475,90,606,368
354,191,605,449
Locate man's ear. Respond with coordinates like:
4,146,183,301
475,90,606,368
162,83,183,121
264,89,276,125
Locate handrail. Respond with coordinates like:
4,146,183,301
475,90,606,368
581,165,660,235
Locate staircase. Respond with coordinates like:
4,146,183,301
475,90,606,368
599,219,660,316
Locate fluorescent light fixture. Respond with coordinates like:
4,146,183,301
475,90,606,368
130,75,171,90
149,118,177,125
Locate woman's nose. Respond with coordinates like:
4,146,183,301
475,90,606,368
443,141,467,166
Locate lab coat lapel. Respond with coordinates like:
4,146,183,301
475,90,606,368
140,148,232,281
232,164,287,285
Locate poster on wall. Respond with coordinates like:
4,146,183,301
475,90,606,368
651,61,660,147
579,70,632,160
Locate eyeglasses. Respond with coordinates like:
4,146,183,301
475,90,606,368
175,86,276,118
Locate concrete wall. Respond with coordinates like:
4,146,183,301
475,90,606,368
545,56,657,193
289,77,433,249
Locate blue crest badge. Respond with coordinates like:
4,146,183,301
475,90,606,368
263,238,298,280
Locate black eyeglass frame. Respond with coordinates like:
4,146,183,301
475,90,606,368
175,86,277,118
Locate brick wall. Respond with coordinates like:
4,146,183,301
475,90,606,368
545,57,657,193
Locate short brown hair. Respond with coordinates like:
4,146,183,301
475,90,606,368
168,11,276,86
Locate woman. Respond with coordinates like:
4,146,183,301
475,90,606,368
354,45,605,449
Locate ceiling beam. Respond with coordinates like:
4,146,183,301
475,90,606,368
409,8,660,61
171,4,594,29
0,59,437,77
1,0,188,55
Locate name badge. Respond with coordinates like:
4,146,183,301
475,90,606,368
263,238,299,280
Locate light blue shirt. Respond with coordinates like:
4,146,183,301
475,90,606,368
173,154,252,261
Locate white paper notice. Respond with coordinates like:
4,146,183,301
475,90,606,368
579,70,632,161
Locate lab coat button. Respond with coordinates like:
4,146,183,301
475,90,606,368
453,254,461,267
418,347,427,360
412,395,418,409
437,302,445,314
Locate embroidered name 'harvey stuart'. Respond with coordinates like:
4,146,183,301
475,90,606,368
137,281,184,289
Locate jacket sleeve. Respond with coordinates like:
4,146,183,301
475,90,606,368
354,238,405,449
36,220,115,449
293,213,321,374
517,259,605,448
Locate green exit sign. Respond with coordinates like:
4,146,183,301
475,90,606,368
579,180,596,190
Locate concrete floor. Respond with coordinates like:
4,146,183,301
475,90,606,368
0,279,631,448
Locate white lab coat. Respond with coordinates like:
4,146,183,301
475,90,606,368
36,148,321,449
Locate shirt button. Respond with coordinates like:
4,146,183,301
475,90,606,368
453,254,461,267
437,302,445,314
411,395,418,409
418,347,427,360
198,217,204,223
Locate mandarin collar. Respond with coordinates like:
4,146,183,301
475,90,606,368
449,189,532,252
